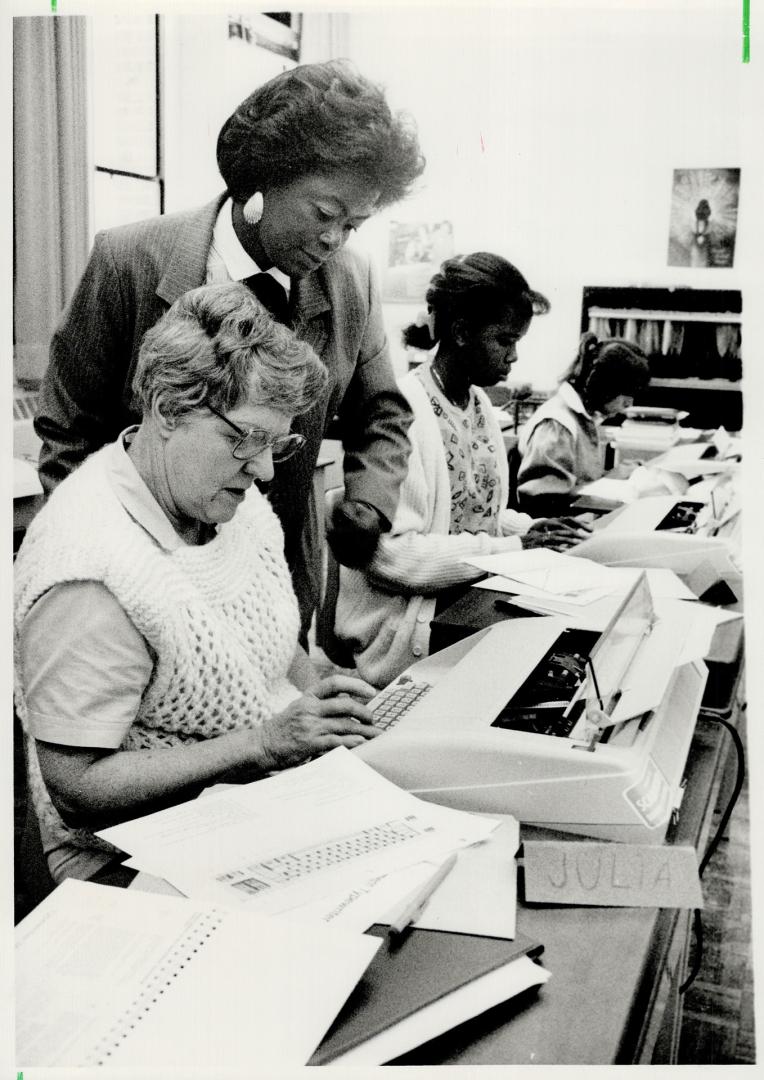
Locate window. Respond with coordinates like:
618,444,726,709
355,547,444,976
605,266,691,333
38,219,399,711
227,12,301,59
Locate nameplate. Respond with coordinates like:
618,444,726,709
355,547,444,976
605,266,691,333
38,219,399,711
522,840,703,908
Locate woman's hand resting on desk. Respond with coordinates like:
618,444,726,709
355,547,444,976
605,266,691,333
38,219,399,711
522,517,593,551
256,675,380,770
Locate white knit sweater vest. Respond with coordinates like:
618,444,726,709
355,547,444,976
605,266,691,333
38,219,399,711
14,446,300,861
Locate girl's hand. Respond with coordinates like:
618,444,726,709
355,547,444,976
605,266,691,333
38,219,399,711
523,516,593,551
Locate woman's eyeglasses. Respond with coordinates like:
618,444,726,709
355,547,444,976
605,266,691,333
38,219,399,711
207,403,306,462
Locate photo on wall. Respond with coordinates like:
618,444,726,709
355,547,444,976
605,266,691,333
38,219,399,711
667,167,740,268
383,220,455,301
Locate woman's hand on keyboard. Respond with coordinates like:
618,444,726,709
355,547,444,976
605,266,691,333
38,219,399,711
257,675,380,770
523,517,593,551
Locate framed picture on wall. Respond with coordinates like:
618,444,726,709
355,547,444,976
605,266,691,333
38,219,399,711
382,220,454,301
667,167,740,268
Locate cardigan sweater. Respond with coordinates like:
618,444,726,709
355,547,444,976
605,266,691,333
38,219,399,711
336,368,532,688
14,445,299,878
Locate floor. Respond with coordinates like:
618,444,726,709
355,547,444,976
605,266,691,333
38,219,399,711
677,742,756,1064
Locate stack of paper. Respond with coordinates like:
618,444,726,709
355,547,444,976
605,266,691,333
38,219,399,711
463,549,739,660
98,747,500,932
15,878,380,1069
17,755,549,1069
649,442,740,482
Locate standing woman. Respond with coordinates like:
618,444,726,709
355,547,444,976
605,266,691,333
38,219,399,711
516,332,651,517
34,60,425,635
335,253,589,689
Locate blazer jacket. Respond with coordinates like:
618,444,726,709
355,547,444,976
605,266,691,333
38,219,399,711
35,196,413,631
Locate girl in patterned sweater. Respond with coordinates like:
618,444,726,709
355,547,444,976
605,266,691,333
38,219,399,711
335,253,589,688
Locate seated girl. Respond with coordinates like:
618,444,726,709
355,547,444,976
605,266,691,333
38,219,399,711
335,253,590,688
517,332,650,517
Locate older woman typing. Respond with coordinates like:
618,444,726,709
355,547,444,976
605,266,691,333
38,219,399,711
15,283,378,885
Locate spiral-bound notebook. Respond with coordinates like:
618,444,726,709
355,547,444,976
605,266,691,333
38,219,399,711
14,878,379,1069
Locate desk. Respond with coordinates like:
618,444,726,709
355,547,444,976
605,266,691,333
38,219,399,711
391,713,732,1065
131,594,745,1063
412,585,745,1064
131,705,736,1065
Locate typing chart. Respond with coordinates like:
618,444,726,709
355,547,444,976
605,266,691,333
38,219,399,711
216,816,433,896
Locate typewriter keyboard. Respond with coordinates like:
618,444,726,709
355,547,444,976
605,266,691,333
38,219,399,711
371,676,432,730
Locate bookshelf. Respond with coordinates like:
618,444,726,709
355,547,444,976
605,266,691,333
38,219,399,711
580,287,743,431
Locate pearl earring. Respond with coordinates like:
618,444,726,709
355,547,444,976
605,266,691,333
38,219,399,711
243,191,263,226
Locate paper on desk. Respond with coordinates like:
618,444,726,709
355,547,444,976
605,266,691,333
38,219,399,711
712,426,743,458
653,597,741,666
404,816,520,938
472,575,610,606
474,566,694,604
465,551,615,594
577,477,638,504
487,589,624,628
464,548,565,576
15,878,380,1069
99,747,496,918
330,817,521,940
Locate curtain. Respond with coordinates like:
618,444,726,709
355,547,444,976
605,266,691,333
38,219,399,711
13,16,89,387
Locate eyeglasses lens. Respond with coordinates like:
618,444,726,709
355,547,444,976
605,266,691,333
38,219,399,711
234,433,304,462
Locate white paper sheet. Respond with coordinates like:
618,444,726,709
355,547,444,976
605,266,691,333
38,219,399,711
472,565,694,602
464,548,566,576
15,878,380,1069
464,551,615,594
577,477,638,503
653,598,742,666
99,748,496,917
401,817,520,938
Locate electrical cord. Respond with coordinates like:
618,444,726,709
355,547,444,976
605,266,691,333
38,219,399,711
679,710,746,994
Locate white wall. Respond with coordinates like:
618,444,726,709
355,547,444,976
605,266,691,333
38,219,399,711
342,3,748,390
161,14,294,214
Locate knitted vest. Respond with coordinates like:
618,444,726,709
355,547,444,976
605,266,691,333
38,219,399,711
14,446,300,862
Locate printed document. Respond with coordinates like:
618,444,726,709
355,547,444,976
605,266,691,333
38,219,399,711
15,878,379,1069
99,747,496,920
